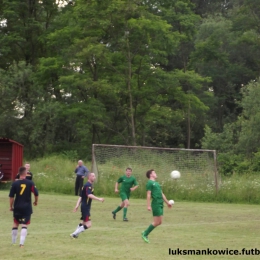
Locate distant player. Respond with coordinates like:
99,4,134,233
141,169,172,243
15,163,33,180
9,166,39,247
112,167,138,221
70,172,104,238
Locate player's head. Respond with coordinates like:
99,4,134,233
19,166,27,177
146,169,157,179
88,172,96,183
24,163,30,171
78,160,83,166
125,167,132,177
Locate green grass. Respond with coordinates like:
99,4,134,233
1,191,260,260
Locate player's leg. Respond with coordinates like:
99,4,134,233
19,225,28,247
70,209,90,238
18,216,30,247
122,198,130,221
11,218,19,245
142,205,163,243
70,220,83,238
112,194,126,219
71,219,91,237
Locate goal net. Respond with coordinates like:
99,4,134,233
92,144,219,194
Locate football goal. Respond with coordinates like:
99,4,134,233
91,144,219,192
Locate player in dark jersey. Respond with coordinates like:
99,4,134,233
141,169,172,243
70,172,104,239
15,163,33,180
9,166,39,247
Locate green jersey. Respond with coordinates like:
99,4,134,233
146,180,163,205
117,175,138,194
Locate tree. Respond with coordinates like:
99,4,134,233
51,0,181,146
236,79,260,155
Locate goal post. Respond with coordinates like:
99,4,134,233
92,144,219,193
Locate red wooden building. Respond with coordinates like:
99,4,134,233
0,138,23,181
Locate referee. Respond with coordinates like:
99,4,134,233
74,160,89,196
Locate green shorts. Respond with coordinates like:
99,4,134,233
152,203,164,217
120,192,130,201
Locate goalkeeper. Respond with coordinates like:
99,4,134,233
112,167,138,221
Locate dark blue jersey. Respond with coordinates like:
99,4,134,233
9,179,38,215
80,182,94,209
16,171,33,180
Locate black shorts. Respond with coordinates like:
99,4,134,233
14,214,31,225
80,207,91,222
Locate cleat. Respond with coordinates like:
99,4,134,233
141,231,150,243
70,233,78,239
19,244,24,248
112,212,116,220
123,218,128,222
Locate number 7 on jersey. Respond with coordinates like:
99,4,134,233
20,184,26,195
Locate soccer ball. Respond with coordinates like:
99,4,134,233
171,170,181,179
169,200,174,205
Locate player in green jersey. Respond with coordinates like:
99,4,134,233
112,167,138,221
141,169,172,243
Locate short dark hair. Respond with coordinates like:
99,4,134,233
126,167,132,171
19,166,27,176
146,169,154,179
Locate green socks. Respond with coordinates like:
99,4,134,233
144,224,155,236
123,207,128,219
113,206,122,214
112,206,128,219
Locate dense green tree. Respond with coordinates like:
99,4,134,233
50,0,182,146
1,0,260,160
236,79,260,155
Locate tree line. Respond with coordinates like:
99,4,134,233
0,0,260,171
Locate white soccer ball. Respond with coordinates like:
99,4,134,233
169,199,174,205
171,170,181,179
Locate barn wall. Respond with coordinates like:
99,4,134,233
0,139,23,181
0,143,12,180
12,142,23,180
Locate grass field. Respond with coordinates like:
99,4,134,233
1,191,260,260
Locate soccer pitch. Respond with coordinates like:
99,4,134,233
1,191,260,260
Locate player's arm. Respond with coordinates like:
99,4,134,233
31,184,39,206
130,178,138,191
130,185,138,191
73,197,82,212
115,177,122,193
9,184,15,210
87,194,104,202
146,190,151,211
115,182,119,193
9,197,14,211
33,195,39,206
162,192,172,208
